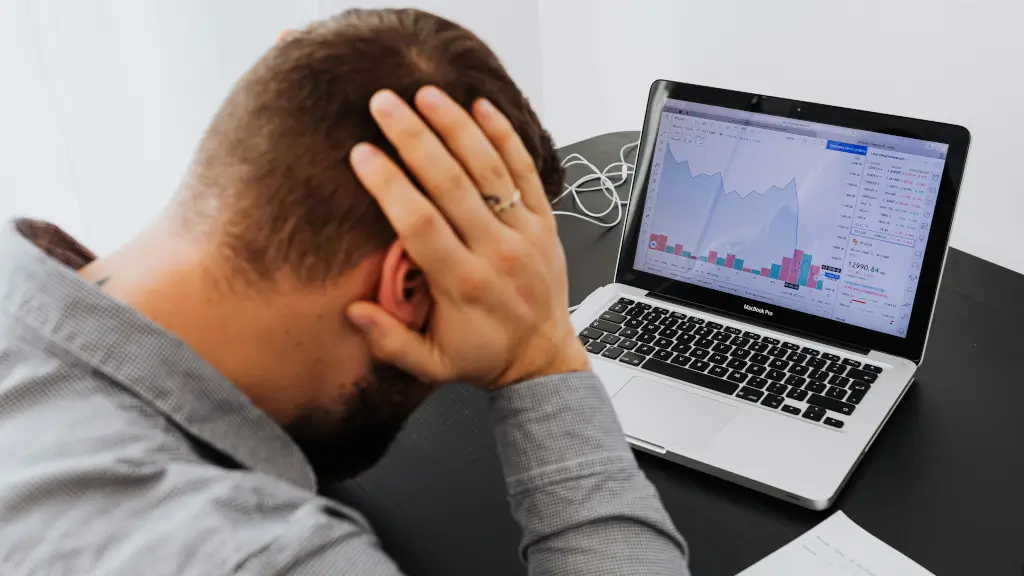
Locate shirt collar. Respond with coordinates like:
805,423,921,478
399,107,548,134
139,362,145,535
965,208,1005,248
0,219,317,492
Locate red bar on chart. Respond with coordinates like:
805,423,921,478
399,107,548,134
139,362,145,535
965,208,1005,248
742,267,751,273
761,267,771,276
709,250,718,263
791,249,804,283
807,265,820,287
725,254,736,269
689,255,698,260
673,244,684,255
781,257,793,281
649,234,668,251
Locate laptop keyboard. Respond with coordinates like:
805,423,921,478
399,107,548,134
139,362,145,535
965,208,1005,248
579,297,886,429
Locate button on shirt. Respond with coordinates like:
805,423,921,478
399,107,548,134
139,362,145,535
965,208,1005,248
0,219,687,575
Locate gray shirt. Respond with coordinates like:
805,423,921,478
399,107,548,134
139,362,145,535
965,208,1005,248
0,219,688,575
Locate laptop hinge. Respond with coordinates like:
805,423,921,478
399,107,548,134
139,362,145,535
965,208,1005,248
645,292,872,356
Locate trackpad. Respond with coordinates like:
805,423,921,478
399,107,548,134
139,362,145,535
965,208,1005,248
612,377,738,456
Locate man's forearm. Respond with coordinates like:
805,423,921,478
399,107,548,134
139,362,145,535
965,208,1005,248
490,372,690,575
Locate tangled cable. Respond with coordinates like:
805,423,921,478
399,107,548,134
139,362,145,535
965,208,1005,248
551,140,640,228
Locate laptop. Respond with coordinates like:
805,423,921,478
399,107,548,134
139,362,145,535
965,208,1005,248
571,80,970,510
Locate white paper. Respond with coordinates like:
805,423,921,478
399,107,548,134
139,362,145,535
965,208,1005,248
737,511,934,576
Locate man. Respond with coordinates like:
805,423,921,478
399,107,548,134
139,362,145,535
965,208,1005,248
0,9,688,575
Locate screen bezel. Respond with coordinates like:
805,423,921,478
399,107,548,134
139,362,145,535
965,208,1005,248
614,80,971,363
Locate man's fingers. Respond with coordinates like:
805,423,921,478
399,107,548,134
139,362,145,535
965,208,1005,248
350,142,469,275
347,302,447,383
369,90,501,245
472,98,551,216
413,86,530,229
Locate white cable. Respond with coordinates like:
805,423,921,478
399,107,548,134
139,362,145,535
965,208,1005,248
551,140,640,228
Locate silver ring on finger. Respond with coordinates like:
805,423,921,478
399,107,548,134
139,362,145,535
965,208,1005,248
484,188,521,215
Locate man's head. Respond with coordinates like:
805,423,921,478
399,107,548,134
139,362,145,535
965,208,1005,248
146,9,561,479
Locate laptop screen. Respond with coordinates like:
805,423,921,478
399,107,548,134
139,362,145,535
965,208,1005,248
632,99,949,338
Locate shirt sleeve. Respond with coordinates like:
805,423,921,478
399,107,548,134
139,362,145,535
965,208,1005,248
489,371,690,576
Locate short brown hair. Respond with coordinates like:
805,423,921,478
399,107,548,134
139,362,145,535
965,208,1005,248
180,8,562,284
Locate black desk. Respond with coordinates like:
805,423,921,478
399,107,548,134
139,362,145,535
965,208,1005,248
329,132,1024,576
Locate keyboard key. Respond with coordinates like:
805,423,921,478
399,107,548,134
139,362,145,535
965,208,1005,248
805,381,826,394
579,335,593,346
689,348,710,360
749,342,770,353
709,365,729,378
808,369,829,382
689,317,705,325
727,370,749,384
745,364,767,376
847,389,866,404
706,321,724,330
743,331,761,340
762,337,780,346
677,323,696,335
801,347,821,357
825,362,847,375
781,404,801,415
659,327,680,339
849,381,871,393
788,364,810,376
766,369,787,382
637,333,657,344
841,358,862,367
654,337,674,349
640,323,661,334
802,406,825,422
637,344,657,356
826,386,848,400
862,363,883,374
625,307,645,319
586,341,608,354
711,332,732,343
618,352,644,366
608,302,629,313
640,358,740,395
736,386,763,402
620,328,640,340
768,346,788,358
768,358,790,371
709,353,728,365
786,388,809,401
670,311,686,319
579,327,604,340
602,347,624,359
784,374,806,388
591,319,622,333
619,339,638,351
828,374,850,388
676,332,697,344
635,302,652,310
653,349,673,362
712,342,733,354
806,357,828,369
724,326,742,335
599,311,627,324
670,353,692,367
642,312,663,323
726,358,748,371
781,342,800,351
807,394,856,416
730,348,752,360
749,353,770,365
767,382,787,395
787,352,808,364
689,359,711,372
624,318,644,329
846,368,878,383
617,297,635,306
694,326,714,337
823,417,844,429
657,316,679,328
599,333,622,345
730,336,752,348
748,376,769,389
670,342,692,355
695,337,714,349
761,393,784,409
653,306,669,315
822,352,840,362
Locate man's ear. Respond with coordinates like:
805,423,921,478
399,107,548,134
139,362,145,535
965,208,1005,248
377,241,430,330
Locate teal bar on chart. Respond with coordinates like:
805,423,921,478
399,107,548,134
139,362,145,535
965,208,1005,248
816,280,823,290
700,256,707,262
734,258,744,270
798,253,812,285
665,246,673,254
682,251,691,258
716,257,726,266
770,264,781,279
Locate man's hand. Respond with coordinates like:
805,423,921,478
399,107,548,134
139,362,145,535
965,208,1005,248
346,86,589,389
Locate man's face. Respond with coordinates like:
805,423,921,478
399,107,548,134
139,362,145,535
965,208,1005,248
284,359,434,481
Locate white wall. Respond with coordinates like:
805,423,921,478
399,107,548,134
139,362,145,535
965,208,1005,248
538,0,1023,274
0,0,541,256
